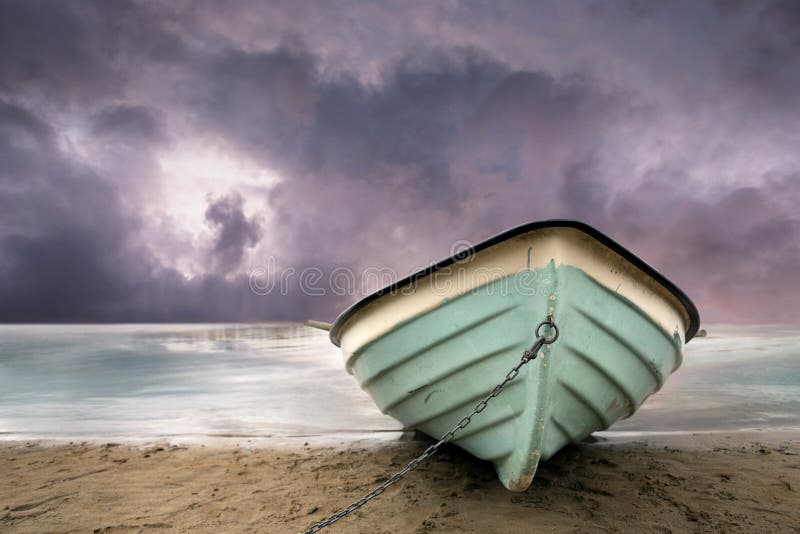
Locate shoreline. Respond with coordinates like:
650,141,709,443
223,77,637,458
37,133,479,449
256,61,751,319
2,426,800,450
2,430,798,532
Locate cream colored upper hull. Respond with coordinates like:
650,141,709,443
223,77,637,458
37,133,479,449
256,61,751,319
338,226,690,366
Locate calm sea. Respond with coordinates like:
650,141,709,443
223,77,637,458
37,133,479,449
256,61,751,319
0,324,798,442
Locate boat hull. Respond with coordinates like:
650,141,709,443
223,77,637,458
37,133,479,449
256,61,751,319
335,225,693,491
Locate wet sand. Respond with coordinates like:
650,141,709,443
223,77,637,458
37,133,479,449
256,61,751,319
1,433,798,533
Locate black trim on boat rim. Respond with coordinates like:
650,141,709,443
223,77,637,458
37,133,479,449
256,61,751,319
329,219,701,346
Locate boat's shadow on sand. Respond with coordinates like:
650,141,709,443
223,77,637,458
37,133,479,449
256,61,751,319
369,434,798,532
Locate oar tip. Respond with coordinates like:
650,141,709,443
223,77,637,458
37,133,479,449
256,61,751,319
304,320,332,331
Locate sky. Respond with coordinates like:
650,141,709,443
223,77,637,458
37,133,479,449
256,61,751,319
0,0,798,324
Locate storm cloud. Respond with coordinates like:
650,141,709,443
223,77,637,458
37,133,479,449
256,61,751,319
205,192,262,275
0,0,798,323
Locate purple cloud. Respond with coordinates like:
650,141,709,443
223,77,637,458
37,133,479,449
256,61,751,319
0,0,798,324
205,192,262,275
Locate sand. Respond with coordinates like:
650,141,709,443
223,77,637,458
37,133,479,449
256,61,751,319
1,432,798,533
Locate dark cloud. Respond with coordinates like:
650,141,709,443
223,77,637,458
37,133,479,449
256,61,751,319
715,0,800,106
195,41,318,167
0,0,116,101
559,155,609,227
0,102,332,322
91,104,166,145
307,49,507,185
205,192,262,275
0,99,143,320
0,1,798,324
0,0,186,105
674,194,799,322
625,0,672,19
594,168,800,323
199,45,615,269
714,0,744,15
752,0,800,71
0,99,56,177
267,48,512,262
450,70,619,230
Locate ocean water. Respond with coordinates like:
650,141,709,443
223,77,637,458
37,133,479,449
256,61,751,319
0,323,798,442
0,324,398,442
614,324,800,434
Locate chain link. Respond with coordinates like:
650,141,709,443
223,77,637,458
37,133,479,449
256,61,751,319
301,315,559,534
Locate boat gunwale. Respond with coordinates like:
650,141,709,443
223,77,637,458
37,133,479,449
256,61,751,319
329,219,701,346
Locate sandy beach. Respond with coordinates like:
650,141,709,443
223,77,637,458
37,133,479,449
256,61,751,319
2,432,798,533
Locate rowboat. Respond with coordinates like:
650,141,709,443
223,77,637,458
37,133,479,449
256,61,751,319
326,220,699,491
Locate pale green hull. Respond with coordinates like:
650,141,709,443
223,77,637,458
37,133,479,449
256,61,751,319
347,262,683,491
